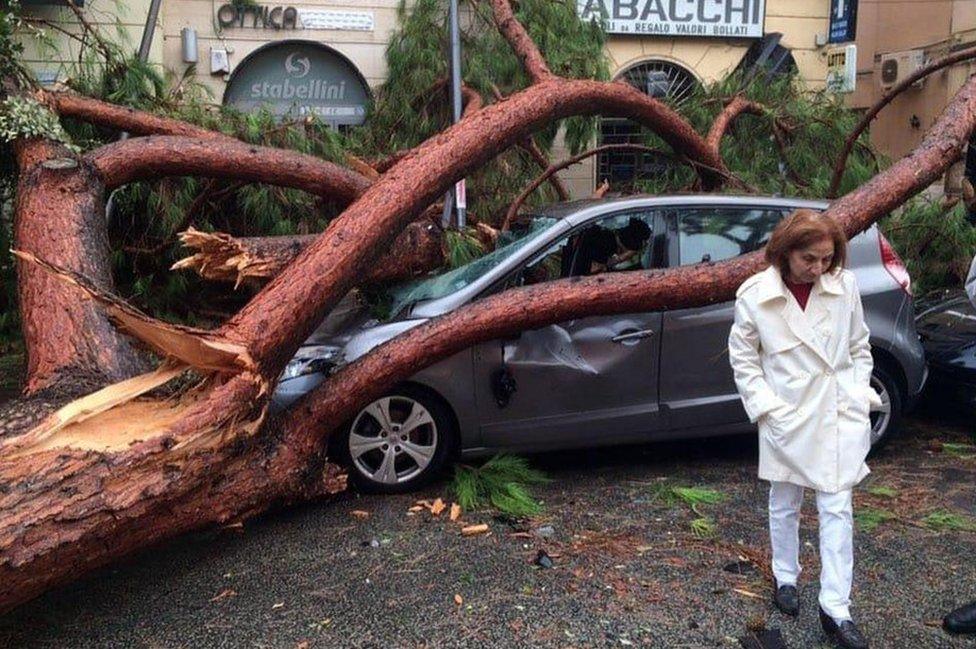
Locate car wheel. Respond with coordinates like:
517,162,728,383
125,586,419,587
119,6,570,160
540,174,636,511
868,365,903,450
335,385,456,493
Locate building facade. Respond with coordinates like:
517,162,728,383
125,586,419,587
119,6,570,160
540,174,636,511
846,0,976,163
19,0,838,197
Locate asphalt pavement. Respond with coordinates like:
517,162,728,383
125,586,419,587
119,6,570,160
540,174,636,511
1,413,975,649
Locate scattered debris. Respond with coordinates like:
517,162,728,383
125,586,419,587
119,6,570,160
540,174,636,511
854,507,896,532
534,549,554,569
210,588,236,603
361,539,380,548
533,524,555,538
408,505,425,513
866,485,898,498
450,503,462,521
922,510,976,532
454,593,463,606
462,523,490,536
452,454,549,517
731,588,762,600
272,602,285,609
431,498,447,516
350,510,370,519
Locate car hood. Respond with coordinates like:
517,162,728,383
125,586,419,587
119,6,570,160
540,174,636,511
303,294,428,364
916,290,976,363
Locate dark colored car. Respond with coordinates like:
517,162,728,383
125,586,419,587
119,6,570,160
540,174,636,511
916,290,976,415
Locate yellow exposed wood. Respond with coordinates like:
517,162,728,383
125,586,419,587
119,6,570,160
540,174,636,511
3,363,188,453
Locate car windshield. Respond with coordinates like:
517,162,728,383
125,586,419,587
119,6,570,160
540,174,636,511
387,216,558,318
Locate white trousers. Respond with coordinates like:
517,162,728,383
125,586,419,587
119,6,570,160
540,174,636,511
768,481,854,621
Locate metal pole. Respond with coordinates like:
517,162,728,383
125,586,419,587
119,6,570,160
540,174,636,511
444,0,466,228
108,0,164,221
137,0,164,63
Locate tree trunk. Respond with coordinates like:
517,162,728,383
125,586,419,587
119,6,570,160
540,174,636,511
13,140,146,395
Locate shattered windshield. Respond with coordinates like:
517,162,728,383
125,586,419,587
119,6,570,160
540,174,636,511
387,217,558,318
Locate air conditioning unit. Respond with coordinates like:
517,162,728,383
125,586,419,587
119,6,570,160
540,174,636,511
880,49,926,90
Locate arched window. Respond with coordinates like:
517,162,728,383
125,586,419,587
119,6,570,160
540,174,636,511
597,60,702,191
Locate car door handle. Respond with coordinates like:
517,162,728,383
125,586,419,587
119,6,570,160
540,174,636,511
611,329,655,344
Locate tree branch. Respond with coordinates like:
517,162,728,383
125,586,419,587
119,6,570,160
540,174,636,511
705,95,766,158
828,44,976,198
488,0,555,83
39,90,224,140
85,136,372,203
173,216,445,288
503,143,754,230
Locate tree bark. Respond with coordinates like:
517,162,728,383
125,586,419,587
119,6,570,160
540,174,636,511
88,135,371,202
13,140,146,395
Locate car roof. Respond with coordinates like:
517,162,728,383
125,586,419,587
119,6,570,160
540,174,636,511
532,194,831,227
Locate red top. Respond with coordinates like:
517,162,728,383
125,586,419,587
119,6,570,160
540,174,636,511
785,278,814,310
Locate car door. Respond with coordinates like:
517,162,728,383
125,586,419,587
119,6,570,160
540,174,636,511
658,206,787,432
472,209,667,452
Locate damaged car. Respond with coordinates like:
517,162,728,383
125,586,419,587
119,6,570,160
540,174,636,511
274,195,928,492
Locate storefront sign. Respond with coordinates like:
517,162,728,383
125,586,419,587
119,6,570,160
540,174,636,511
577,0,766,38
223,41,370,126
826,44,856,94
217,4,299,30
828,0,857,44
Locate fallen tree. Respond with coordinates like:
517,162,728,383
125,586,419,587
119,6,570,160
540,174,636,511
1,0,975,614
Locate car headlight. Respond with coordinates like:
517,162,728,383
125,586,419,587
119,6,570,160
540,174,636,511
280,346,344,381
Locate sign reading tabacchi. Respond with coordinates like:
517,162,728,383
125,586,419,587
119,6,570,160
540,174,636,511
577,0,766,38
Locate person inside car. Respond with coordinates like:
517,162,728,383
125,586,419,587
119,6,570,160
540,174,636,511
728,209,879,649
607,217,652,271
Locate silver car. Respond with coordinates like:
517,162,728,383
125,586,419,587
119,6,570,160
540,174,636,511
274,195,928,492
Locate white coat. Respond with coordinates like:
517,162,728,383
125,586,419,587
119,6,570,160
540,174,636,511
728,265,883,493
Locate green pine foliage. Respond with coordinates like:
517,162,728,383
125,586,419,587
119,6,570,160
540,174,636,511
854,506,895,533
451,454,550,517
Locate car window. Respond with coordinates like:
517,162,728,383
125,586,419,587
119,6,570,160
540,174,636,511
675,208,784,265
518,210,655,288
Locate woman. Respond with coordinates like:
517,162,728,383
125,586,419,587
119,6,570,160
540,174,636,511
728,209,881,649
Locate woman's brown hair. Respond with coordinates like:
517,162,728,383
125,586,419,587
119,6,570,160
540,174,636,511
764,208,847,275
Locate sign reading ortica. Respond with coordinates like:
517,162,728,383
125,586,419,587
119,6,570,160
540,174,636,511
577,0,766,38
217,4,299,30
223,42,370,126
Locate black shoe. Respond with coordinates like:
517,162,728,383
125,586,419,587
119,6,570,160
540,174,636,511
943,601,976,634
773,584,799,616
819,607,869,649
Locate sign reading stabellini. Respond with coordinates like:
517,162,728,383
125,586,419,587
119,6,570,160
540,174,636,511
223,42,370,126
577,0,766,38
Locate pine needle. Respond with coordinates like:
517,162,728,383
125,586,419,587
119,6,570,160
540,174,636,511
451,454,549,518
855,507,895,533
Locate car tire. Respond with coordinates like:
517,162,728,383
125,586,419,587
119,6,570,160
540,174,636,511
868,365,903,452
333,385,456,494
